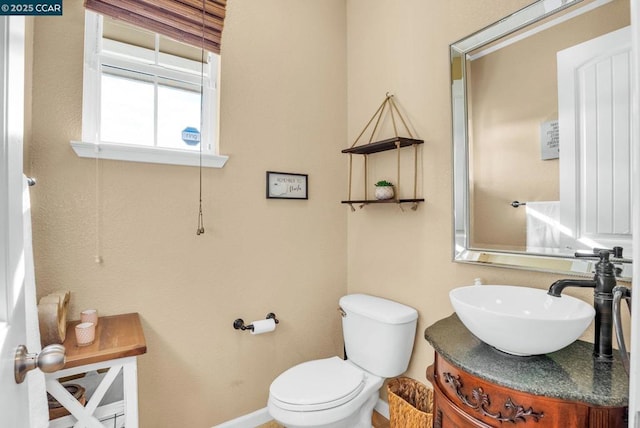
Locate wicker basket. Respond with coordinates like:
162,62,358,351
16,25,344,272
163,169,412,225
387,376,434,428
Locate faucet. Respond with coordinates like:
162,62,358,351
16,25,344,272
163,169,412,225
547,247,623,361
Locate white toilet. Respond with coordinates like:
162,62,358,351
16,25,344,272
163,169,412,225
267,294,418,428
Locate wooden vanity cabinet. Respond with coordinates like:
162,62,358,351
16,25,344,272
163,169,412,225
427,353,626,428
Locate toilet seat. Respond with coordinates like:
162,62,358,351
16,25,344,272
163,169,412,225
269,357,366,412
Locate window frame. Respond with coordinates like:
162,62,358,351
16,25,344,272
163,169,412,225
72,11,228,168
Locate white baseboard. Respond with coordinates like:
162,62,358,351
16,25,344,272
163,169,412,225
213,400,389,427
212,407,271,428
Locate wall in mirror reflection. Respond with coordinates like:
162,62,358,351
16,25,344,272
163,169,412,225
465,0,630,255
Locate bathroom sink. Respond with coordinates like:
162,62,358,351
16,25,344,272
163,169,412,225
449,285,595,356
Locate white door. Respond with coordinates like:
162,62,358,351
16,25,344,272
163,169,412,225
0,15,39,427
629,0,640,425
558,26,633,255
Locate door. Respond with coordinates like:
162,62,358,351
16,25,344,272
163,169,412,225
557,27,633,255
629,0,640,425
0,15,40,427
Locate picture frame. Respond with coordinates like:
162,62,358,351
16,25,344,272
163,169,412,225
266,171,308,199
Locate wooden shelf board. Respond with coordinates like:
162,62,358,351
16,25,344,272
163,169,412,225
342,137,424,155
62,312,147,369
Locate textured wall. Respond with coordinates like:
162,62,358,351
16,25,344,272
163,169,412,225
27,0,347,426
345,0,611,394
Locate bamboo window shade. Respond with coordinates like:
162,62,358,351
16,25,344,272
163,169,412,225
83,0,226,55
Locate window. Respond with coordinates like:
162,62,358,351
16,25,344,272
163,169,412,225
72,11,228,168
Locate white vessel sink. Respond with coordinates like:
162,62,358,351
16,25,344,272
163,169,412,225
449,285,595,356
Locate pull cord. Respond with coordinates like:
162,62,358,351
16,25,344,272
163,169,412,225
196,0,206,236
197,202,205,235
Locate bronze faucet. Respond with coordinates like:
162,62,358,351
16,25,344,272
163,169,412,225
547,247,623,361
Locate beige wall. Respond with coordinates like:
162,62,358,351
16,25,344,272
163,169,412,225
27,0,346,426
345,0,608,396
26,0,629,426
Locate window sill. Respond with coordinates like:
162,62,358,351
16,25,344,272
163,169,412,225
70,141,228,168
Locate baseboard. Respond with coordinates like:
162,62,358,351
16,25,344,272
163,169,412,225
213,399,389,427
375,398,389,419
212,407,272,428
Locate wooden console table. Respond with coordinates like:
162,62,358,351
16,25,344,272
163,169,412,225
46,312,147,428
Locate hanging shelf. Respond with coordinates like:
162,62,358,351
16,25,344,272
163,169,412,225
342,94,424,211
341,136,423,155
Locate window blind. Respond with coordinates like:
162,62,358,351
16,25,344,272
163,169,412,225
84,0,226,55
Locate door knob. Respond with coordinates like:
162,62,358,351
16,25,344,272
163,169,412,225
14,343,65,384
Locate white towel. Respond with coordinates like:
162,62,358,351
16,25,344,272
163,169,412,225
526,201,561,252
23,176,49,428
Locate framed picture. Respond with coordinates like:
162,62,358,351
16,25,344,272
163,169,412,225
266,171,308,199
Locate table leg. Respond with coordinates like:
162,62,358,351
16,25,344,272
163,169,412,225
122,358,139,428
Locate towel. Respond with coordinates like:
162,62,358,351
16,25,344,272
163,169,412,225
526,201,561,252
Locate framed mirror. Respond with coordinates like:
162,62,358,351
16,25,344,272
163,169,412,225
451,0,633,280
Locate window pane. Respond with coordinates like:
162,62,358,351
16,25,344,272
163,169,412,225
157,84,202,151
101,73,154,146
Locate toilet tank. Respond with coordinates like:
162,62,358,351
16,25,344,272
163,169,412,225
339,294,418,378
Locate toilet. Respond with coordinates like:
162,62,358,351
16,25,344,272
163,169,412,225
267,294,418,428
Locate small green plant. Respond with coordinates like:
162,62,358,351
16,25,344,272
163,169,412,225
375,180,393,187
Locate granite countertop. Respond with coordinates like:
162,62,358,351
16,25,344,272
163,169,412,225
424,314,629,407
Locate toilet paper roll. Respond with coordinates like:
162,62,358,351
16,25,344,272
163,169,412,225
251,318,277,335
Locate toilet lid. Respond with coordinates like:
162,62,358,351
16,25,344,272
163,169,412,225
270,356,365,411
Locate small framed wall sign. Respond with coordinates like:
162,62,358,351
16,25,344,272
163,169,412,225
266,171,308,199
540,119,559,160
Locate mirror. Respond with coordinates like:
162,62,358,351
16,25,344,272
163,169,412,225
452,0,632,280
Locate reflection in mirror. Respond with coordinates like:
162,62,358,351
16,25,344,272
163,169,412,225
451,0,632,279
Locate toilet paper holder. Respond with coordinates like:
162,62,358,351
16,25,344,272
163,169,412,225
233,313,279,331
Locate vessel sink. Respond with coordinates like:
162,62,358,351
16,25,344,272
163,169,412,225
449,285,595,356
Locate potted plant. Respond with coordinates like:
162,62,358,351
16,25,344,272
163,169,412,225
374,180,395,200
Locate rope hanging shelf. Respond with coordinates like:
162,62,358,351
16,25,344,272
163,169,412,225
342,93,424,211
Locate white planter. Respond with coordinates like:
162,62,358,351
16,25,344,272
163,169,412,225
375,186,394,200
